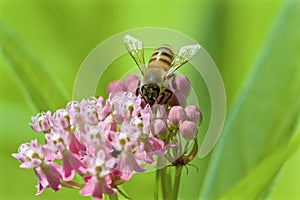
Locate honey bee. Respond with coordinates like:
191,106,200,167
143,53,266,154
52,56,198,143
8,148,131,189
123,35,200,106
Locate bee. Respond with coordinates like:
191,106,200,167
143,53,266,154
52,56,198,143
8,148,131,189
123,35,200,106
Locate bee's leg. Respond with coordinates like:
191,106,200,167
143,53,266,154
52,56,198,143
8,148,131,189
136,87,140,96
163,88,173,104
157,92,166,104
158,89,173,104
136,80,141,96
137,87,149,104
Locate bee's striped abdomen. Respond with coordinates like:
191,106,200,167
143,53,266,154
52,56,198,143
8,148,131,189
148,46,173,71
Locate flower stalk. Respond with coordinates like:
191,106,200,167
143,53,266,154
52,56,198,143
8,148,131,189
172,165,183,200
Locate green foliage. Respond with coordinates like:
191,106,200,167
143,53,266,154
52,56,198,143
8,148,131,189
221,117,300,199
0,0,299,199
199,0,300,199
0,23,70,112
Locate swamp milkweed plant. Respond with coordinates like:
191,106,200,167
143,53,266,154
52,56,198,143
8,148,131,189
13,74,201,200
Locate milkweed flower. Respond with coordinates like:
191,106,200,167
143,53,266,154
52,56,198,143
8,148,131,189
30,111,53,133
12,139,62,194
13,74,201,200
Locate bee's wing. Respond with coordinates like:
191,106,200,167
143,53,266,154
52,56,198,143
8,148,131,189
164,44,201,80
123,35,146,76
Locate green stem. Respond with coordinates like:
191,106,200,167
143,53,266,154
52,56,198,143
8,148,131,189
172,165,183,200
178,133,182,157
154,169,159,200
161,167,168,200
160,166,173,199
117,187,132,200
108,193,119,200
157,157,173,199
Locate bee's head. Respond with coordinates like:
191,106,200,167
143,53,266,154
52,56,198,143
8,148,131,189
140,83,160,105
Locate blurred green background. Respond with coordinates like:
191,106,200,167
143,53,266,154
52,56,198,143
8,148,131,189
1,0,300,199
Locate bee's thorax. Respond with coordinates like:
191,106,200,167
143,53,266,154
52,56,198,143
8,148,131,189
142,68,165,86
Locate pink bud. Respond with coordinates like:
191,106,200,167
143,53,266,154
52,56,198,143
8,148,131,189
185,105,202,125
169,76,191,97
107,81,126,95
124,75,139,86
127,79,139,94
168,106,186,126
179,120,198,140
124,75,139,94
151,119,167,137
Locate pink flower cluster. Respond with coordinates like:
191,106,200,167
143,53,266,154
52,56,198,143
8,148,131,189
13,75,201,200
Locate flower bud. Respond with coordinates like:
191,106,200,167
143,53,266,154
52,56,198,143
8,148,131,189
151,119,168,138
179,120,198,140
107,81,126,95
169,76,191,97
185,105,202,125
124,75,139,94
168,106,186,126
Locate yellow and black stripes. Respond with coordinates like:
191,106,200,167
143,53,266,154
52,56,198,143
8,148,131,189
148,46,174,71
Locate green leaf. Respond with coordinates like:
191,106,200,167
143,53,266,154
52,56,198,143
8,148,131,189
0,22,70,112
269,133,300,199
199,0,300,199
220,116,300,199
